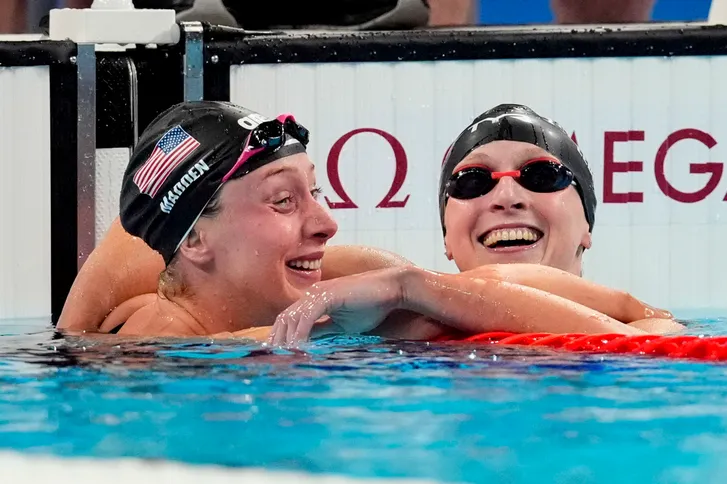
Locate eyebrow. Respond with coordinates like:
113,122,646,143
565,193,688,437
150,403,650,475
462,152,558,168
262,163,315,180
263,167,291,180
460,153,493,167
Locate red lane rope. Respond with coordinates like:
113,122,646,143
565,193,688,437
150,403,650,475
437,332,727,362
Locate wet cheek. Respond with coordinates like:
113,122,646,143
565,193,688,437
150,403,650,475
260,215,301,254
542,199,583,258
219,215,265,258
446,203,477,235
536,196,569,228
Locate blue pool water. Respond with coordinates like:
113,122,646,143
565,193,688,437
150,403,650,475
2,316,727,483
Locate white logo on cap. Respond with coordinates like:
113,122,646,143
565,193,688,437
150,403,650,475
238,113,269,130
159,159,211,214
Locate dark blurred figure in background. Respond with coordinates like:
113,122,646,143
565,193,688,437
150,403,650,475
551,0,655,24
1,0,88,34
132,0,655,29
0,0,659,33
0,0,25,34
135,0,440,29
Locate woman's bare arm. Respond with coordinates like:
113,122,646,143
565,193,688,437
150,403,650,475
57,217,163,332
462,264,674,323
321,245,412,280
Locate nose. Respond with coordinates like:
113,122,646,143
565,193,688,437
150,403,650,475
305,197,338,242
487,176,530,213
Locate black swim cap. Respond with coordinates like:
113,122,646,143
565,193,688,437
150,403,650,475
120,100,307,265
438,104,596,233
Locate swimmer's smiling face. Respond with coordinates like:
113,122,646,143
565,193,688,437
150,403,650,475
192,153,338,320
443,140,591,275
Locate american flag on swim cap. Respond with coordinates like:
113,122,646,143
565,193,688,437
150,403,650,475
132,125,201,197
120,101,310,266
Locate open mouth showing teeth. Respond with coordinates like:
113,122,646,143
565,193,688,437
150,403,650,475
479,227,543,249
286,259,322,271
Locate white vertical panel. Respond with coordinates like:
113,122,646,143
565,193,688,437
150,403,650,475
230,64,279,116
431,61,476,272
231,56,727,312
389,62,435,267
587,58,643,299
95,148,130,243
310,64,358,235
472,59,514,112
0,67,51,321
348,63,397,233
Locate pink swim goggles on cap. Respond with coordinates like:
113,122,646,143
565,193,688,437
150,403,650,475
222,113,309,183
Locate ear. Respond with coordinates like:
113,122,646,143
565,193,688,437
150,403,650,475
177,226,214,266
443,233,453,261
581,230,592,251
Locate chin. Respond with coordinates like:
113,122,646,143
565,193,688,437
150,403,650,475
472,250,532,266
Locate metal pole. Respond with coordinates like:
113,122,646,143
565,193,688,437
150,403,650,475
74,43,96,270
127,57,139,145
181,21,204,101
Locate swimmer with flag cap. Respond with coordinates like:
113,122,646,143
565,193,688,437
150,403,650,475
58,102,680,341
100,100,340,337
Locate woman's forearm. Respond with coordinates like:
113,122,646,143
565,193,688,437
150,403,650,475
399,267,646,336
321,245,412,281
461,264,672,323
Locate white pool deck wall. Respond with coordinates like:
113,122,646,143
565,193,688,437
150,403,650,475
5,16,727,322
0,66,52,320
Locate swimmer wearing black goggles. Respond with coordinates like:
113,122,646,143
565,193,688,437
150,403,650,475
444,158,576,202
439,104,596,233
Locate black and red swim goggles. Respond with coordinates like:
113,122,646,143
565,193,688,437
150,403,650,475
444,158,576,201
222,113,309,183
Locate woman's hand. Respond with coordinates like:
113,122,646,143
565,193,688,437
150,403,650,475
269,267,410,346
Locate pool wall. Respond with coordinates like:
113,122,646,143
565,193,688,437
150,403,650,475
0,36,77,321
2,18,727,322
0,66,51,320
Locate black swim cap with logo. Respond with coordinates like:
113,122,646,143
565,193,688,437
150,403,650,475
119,100,307,264
438,103,596,233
